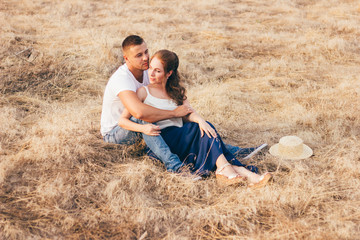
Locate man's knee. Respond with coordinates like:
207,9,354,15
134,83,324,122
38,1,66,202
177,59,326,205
105,126,140,145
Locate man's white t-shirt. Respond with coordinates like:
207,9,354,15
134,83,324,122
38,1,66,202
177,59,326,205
100,64,149,136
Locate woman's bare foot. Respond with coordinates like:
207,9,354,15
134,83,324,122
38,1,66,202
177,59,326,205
249,173,272,188
215,163,247,186
216,163,239,179
232,166,262,184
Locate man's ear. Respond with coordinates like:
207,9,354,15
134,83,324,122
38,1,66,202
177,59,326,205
166,70,173,79
123,54,128,61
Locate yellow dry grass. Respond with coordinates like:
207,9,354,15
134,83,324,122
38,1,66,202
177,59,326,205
1,0,360,239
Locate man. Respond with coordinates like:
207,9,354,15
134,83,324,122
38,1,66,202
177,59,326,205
100,35,267,173
101,35,190,172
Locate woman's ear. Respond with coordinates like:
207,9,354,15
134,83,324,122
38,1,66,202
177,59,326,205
166,70,173,79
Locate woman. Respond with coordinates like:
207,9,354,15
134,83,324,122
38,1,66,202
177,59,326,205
119,50,272,187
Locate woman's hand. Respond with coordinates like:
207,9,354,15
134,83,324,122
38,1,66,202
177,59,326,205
198,120,217,138
142,124,161,136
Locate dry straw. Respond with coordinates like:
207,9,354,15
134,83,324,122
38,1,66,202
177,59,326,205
1,0,360,239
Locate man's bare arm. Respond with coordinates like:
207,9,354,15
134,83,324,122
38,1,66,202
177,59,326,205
118,90,192,123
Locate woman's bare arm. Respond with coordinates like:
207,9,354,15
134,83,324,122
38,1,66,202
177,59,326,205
182,100,217,138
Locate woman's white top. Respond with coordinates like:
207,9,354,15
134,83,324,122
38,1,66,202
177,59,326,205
143,86,183,129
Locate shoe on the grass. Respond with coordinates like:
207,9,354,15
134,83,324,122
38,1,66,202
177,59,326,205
242,143,268,160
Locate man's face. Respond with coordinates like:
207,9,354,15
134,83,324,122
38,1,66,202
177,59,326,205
124,42,149,71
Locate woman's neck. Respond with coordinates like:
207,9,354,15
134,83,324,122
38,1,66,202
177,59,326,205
148,83,170,99
148,82,165,89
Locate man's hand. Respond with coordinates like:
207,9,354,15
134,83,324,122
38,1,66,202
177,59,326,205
173,103,193,118
142,124,161,136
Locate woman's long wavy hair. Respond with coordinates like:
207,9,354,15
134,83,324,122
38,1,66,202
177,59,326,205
151,50,187,105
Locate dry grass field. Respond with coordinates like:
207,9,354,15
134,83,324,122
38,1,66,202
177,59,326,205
1,0,360,239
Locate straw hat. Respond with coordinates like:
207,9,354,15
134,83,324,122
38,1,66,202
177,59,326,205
269,136,313,160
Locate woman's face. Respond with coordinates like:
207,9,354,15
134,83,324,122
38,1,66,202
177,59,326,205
149,57,170,84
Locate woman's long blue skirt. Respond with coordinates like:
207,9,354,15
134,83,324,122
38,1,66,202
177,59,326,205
161,122,255,176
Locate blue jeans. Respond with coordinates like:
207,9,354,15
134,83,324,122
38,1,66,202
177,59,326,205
103,117,183,172
224,143,241,156
225,143,259,158
224,143,259,173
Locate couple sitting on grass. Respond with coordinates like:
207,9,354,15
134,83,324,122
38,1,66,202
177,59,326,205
100,35,272,187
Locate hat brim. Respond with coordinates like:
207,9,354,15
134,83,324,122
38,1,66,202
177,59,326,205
269,143,313,160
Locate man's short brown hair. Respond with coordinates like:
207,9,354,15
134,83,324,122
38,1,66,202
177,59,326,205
122,35,144,52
